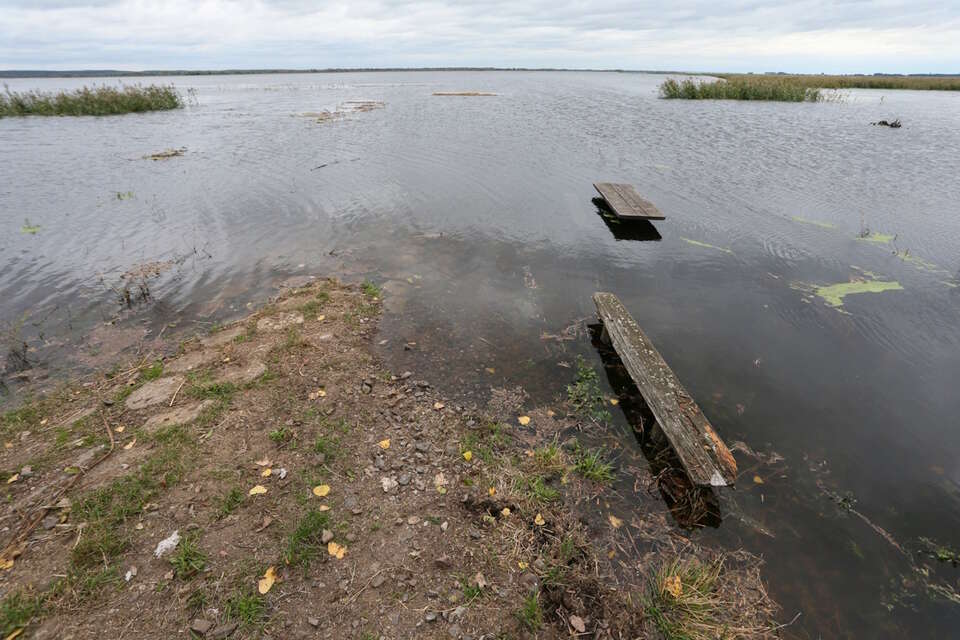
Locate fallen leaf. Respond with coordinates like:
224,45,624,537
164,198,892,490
255,456,271,466
501,507,511,517
433,402,445,410
609,398,619,406
327,541,347,559
317,504,331,512
261,468,272,477
485,367,495,374
534,513,545,526
255,516,273,532
517,416,531,426
249,485,268,496
437,486,447,495
488,487,496,496
462,450,473,462
518,561,528,569
6,627,24,639
0,559,13,570
570,614,586,633
313,484,330,497
546,409,555,417
664,575,683,599
474,572,487,588
123,438,136,450
378,438,391,450
753,475,764,485
524,449,535,457
607,550,616,559
608,514,623,529
6,474,18,484
114,425,125,433
317,314,325,321
258,566,277,594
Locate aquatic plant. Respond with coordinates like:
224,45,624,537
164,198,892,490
719,74,960,92
0,84,182,118
660,77,821,102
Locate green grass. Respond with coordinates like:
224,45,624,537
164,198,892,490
645,557,727,640
313,434,340,460
523,475,560,504
574,448,615,483
269,426,294,444
1,84,183,117
1,591,41,637
660,77,821,102
299,300,323,320
169,535,207,579
225,588,267,627
567,356,611,422
361,279,381,298
218,486,245,518
460,576,484,600
285,510,330,567
142,360,164,381
516,593,543,632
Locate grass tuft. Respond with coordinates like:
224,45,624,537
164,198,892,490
285,510,330,567
516,593,543,632
360,279,381,298
1,84,183,117
169,534,207,579
567,356,611,422
1,591,41,637
574,447,615,483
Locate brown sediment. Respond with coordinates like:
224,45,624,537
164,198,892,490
0,278,782,639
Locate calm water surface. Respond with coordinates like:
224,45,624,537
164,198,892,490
2,71,960,638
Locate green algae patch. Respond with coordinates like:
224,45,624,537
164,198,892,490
793,276,904,309
681,237,734,255
857,232,895,244
792,216,836,229
894,250,949,275
20,222,41,235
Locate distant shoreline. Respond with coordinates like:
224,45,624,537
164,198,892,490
3,67,959,79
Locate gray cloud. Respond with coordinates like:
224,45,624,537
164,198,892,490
1,0,958,72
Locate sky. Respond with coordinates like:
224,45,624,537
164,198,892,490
1,0,959,74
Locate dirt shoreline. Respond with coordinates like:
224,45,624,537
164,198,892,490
0,278,781,639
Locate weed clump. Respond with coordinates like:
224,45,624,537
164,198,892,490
285,510,330,567
567,356,611,422
0,84,183,117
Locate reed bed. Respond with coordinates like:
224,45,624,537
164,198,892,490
0,84,182,117
719,74,960,91
659,77,821,102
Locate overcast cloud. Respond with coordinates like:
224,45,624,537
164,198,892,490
1,0,958,73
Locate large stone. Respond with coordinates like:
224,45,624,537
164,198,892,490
142,400,214,431
256,312,304,332
199,326,245,348
213,360,267,386
125,376,185,410
165,349,219,374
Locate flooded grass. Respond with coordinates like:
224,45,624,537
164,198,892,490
719,74,960,91
0,84,182,117
660,77,821,102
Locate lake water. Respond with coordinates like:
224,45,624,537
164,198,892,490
2,71,960,638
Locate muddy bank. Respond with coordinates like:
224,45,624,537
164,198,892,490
0,278,780,639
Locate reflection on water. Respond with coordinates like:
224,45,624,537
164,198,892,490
2,71,960,638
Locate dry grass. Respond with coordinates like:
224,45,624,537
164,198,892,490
718,73,960,91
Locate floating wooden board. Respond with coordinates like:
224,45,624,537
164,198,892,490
593,292,737,487
593,183,665,220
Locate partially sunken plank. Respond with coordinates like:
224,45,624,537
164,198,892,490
593,183,665,220
593,292,736,486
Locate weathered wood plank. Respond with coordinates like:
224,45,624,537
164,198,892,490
593,183,665,220
593,292,737,487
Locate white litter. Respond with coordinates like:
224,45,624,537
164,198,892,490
278,468,288,479
124,566,138,582
153,530,180,558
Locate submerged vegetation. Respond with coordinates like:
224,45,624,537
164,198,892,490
660,77,822,102
0,84,182,117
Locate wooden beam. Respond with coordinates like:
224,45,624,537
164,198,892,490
593,183,665,220
593,292,737,487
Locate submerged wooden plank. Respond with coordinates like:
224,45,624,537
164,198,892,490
593,292,737,487
593,183,665,220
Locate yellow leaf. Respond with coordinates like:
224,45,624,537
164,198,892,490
317,504,331,512
517,416,531,426
534,513,545,526
462,451,472,462
501,507,511,517
261,468,272,477
753,475,764,485
5,628,24,640
546,410,555,417
258,566,276,594
313,484,330,497
488,487,496,496
6,474,18,484
437,486,447,495
123,438,136,450
610,398,619,406
517,561,528,569
317,389,326,397
114,425,125,433
327,541,347,559
317,315,325,321
255,457,271,467
608,514,623,529
608,549,616,559
485,367,495,374
433,402,445,410
378,438,390,450
0,559,13,570
249,485,267,496
664,575,683,599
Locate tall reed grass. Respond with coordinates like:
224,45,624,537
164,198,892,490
0,84,182,117
719,74,960,91
659,77,821,102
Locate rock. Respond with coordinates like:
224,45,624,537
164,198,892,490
371,574,387,588
213,360,267,385
450,606,466,622
374,456,387,470
434,556,452,569
207,623,238,639
447,624,460,639
256,312,304,332
321,529,334,544
407,515,420,525
425,612,437,622
199,326,245,348
125,376,186,410
415,441,430,453
308,617,320,627
400,371,413,379
397,473,411,486
42,514,58,530
190,619,214,635
165,349,219,373
569,614,586,633
142,400,214,432
19,465,33,478
381,477,398,493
